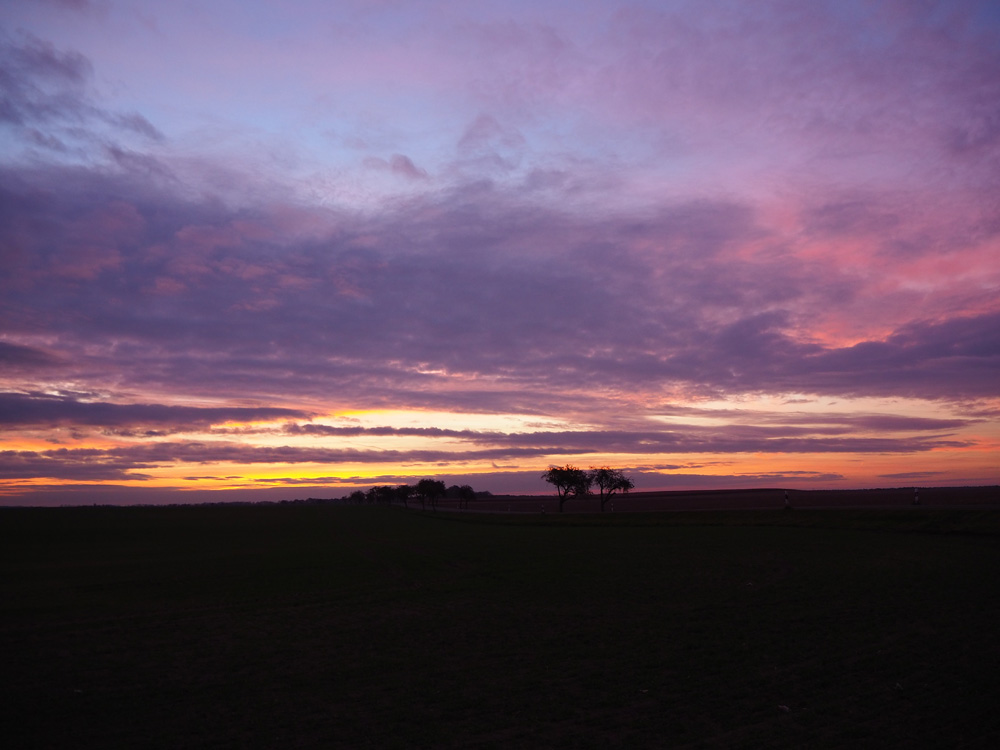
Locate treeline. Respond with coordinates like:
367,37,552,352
291,466,635,513
340,479,490,511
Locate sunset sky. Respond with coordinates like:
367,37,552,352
2,0,998,505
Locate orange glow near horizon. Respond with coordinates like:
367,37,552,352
2,393,997,504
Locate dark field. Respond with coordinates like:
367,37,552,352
441,485,1000,513
3,502,1000,748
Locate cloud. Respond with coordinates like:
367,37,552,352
0,341,64,369
628,471,846,489
453,114,527,175
1,157,997,418
0,442,566,482
0,392,310,429
0,448,156,481
363,154,429,179
793,313,1000,399
37,0,94,10
389,154,428,179
1,3,997,502
457,113,525,152
285,414,970,453
112,112,163,140
0,419,969,483
0,33,163,155
879,471,946,480
0,33,92,125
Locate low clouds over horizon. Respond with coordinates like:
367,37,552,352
1,1,998,502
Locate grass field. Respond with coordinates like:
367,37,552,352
3,504,999,748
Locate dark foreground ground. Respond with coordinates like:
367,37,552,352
3,498,1000,748
442,485,1000,513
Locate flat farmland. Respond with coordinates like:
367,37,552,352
443,485,1000,513
3,503,1000,748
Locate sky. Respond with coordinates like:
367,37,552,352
1,0,998,505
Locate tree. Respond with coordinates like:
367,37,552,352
364,485,398,505
588,467,634,512
347,490,366,505
457,484,476,510
415,478,446,511
541,465,591,512
395,484,414,509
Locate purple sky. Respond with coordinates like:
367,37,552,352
2,0,998,505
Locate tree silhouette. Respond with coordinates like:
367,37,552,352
415,478,446,511
457,484,476,510
588,467,634,512
541,465,591,512
395,484,414,509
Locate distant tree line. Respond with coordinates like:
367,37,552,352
541,465,635,512
342,479,489,511
292,467,633,513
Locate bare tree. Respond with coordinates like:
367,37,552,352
588,467,634,512
541,465,591,512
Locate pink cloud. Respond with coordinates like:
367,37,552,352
2,2,998,502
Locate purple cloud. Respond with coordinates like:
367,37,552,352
0,448,155,481
0,392,309,429
879,471,947,480
1,3,997,502
0,422,969,484
364,154,429,179
0,342,64,369
0,32,163,153
0,33,92,126
1,158,997,416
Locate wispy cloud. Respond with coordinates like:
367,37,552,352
0,32,163,157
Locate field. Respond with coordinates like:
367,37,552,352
3,500,1000,748
440,485,1000,513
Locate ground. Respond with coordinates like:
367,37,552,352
2,493,999,747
